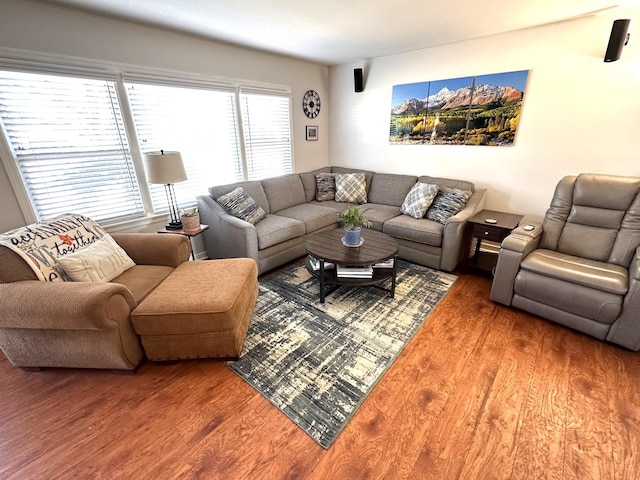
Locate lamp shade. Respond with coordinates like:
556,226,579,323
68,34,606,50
143,150,187,184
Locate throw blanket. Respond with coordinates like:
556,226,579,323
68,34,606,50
0,213,106,281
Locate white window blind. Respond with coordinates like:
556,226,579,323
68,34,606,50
0,70,144,222
240,91,292,180
125,82,243,212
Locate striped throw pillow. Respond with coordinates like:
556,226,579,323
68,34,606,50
216,187,266,225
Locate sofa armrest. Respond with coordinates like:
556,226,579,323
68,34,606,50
489,226,543,306
606,246,640,351
111,233,190,267
0,281,137,330
197,195,260,266
439,188,487,271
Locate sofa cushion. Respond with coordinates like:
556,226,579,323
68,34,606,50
315,173,336,201
58,234,135,283
216,187,267,225
112,265,175,304
331,166,375,192
255,214,306,250
210,181,270,214
358,204,402,231
401,182,439,219
299,167,332,202
369,173,418,206
276,203,338,233
335,173,368,204
308,200,358,212
383,215,444,247
425,187,473,224
262,174,306,213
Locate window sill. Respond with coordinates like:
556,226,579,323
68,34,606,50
104,214,168,234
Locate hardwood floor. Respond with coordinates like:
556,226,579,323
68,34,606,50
1,271,639,479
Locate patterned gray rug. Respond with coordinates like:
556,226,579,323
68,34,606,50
228,260,457,448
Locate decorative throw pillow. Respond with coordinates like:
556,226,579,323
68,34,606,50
335,173,367,204
315,173,336,201
216,187,266,225
57,234,135,282
400,182,439,219
426,187,473,224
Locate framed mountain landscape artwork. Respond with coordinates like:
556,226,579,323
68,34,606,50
389,70,529,146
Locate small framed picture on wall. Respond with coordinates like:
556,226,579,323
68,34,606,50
306,125,318,141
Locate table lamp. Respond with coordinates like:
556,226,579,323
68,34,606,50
143,150,188,230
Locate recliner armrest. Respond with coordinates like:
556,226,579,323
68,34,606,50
490,227,543,306
630,246,640,281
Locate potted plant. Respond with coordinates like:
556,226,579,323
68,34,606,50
180,207,200,232
337,206,372,246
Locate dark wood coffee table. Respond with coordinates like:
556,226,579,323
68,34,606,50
305,229,399,303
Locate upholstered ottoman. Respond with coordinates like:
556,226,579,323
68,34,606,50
131,258,258,361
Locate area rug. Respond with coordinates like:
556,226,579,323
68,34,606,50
227,260,456,448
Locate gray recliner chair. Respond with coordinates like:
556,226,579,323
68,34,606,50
490,173,640,351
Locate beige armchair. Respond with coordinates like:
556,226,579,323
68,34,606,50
490,173,640,350
0,232,191,372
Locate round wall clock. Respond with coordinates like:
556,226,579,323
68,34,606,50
303,89,321,119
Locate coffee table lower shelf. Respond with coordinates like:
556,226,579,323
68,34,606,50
305,257,397,303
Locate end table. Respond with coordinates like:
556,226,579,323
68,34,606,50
158,224,209,261
466,210,523,275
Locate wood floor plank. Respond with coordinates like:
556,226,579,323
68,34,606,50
406,287,516,478
601,345,640,480
510,324,572,480
564,333,616,480
456,310,544,479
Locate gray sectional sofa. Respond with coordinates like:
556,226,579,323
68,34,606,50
197,166,487,274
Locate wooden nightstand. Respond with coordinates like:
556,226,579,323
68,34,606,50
157,224,209,261
466,210,523,274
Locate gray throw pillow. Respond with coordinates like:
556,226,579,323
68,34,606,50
315,173,336,201
400,182,439,219
426,187,472,224
216,187,266,225
335,173,367,204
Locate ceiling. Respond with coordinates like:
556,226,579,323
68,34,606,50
34,0,637,65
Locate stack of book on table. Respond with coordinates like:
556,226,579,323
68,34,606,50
373,259,394,269
308,255,334,271
336,265,374,278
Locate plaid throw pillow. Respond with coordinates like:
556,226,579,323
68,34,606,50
426,187,472,224
400,182,439,219
335,173,367,204
216,187,266,225
315,173,336,201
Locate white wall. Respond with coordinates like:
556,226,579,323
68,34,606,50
0,0,330,233
329,8,640,220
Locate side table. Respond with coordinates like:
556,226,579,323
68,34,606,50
466,210,523,275
157,224,209,261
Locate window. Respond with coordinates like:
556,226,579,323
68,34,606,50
0,63,294,225
125,82,243,212
240,91,293,180
0,70,144,222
